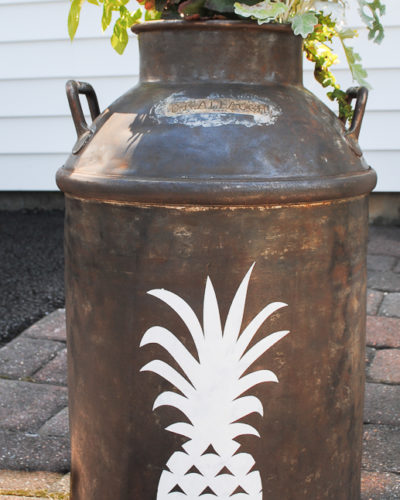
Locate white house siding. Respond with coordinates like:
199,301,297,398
0,0,398,191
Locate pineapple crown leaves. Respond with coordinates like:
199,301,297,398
140,263,289,442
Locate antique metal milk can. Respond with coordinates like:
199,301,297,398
57,21,376,500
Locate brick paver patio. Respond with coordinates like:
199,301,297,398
0,225,399,498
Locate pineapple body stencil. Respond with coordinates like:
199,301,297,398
140,264,289,499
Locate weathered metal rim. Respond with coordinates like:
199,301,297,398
131,19,293,34
57,168,377,206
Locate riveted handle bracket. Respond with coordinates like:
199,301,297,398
66,80,100,154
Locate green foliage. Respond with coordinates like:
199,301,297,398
233,1,287,24
68,0,144,54
178,0,207,17
231,0,385,122
290,12,318,37
204,0,235,14
357,0,385,43
340,41,370,88
303,13,354,123
68,0,386,122
68,0,83,40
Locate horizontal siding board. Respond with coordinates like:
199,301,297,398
302,26,400,71
0,1,109,42
0,0,398,43
303,68,400,113
0,151,398,192
346,0,399,28
0,0,65,4
1,28,399,81
0,154,64,190
4,0,397,15
1,38,139,80
0,117,76,154
358,111,400,152
0,69,396,118
366,151,400,191
1,29,397,84
0,111,398,154
0,77,138,118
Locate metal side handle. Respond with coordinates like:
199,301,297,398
66,80,100,154
341,86,368,157
344,86,368,141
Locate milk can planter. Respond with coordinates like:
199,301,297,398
58,18,378,500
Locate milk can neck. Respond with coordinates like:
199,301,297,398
134,21,303,86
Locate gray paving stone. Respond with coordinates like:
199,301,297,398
0,430,70,472
363,425,400,474
367,289,384,316
379,293,400,318
394,260,400,273
364,383,400,426
366,316,400,348
0,338,63,379
21,309,66,342
367,255,397,272
0,380,67,432
39,407,69,438
361,471,400,500
32,348,67,386
368,349,400,384
366,347,376,367
367,271,400,293
368,226,400,258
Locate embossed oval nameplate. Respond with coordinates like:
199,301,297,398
152,93,281,128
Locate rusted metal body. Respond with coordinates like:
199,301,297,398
57,21,376,500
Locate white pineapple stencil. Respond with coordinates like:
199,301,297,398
140,263,289,500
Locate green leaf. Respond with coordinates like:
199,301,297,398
205,0,235,13
111,19,129,54
357,0,385,44
87,0,99,5
132,7,144,23
68,0,83,40
313,0,345,23
119,5,131,28
290,12,318,38
144,8,161,20
178,0,206,17
338,27,358,40
102,2,113,31
233,0,287,22
342,43,370,88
